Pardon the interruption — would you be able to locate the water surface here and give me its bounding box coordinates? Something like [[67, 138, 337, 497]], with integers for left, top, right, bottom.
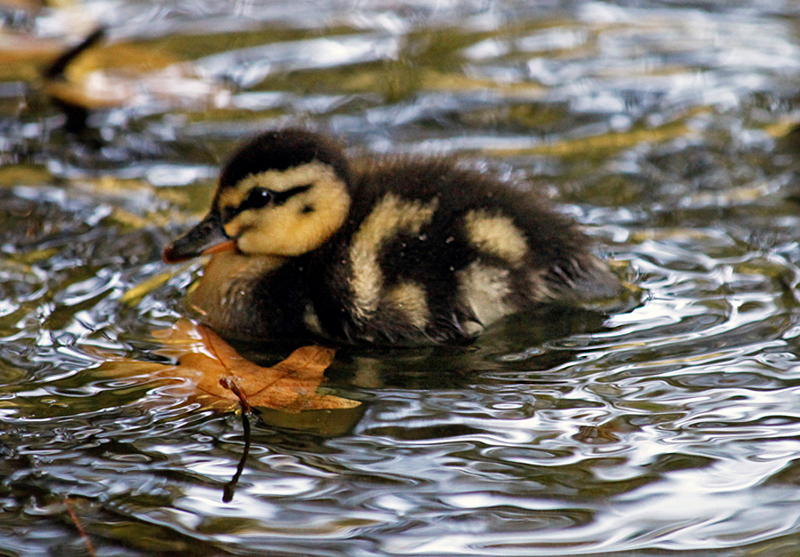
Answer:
[[3, 1, 800, 555]]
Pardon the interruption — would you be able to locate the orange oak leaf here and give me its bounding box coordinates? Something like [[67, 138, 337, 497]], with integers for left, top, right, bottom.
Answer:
[[99, 319, 359, 413]]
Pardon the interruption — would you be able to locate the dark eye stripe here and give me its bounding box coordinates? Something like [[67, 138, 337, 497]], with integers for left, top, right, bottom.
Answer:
[[220, 184, 313, 223], [272, 184, 312, 205]]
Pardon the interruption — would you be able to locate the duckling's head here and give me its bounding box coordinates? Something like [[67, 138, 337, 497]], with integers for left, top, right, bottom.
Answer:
[[163, 128, 351, 263]]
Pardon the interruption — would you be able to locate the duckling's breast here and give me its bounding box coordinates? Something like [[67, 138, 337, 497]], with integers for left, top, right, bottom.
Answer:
[[188, 252, 307, 340]]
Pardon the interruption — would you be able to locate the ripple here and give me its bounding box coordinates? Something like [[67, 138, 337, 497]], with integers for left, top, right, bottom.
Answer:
[[3, 0, 800, 555]]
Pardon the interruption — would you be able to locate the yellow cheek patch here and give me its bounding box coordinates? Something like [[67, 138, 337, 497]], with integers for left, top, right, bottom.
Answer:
[[237, 172, 350, 256], [349, 193, 439, 320], [224, 212, 257, 239], [464, 210, 528, 266], [216, 161, 350, 257]]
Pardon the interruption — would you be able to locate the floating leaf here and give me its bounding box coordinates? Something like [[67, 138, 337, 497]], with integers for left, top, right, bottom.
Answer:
[[99, 319, 359, 413]]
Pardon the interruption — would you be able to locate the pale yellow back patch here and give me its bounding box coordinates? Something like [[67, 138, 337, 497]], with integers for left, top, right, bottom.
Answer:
[[221, 161, 351, 256], [464, 210, 528, 266], [349, 194, 439, 319], [386, 281, 429, 330]]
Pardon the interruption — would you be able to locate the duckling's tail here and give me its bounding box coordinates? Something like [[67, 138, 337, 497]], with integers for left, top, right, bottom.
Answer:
[[547, 256, 628, 311]]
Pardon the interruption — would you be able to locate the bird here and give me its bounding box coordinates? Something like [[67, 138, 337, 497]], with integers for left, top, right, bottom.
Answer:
[[163, 128, 623, 345]]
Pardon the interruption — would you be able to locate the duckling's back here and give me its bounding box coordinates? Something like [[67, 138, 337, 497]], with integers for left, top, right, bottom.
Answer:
[[305, 156, 622, 344]]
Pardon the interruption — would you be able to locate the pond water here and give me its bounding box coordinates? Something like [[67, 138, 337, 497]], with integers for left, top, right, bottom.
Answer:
[[3, 0, 800, 555]]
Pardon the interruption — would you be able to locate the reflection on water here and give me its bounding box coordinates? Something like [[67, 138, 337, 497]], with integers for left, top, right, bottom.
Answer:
[[3, 0, 800, 555]]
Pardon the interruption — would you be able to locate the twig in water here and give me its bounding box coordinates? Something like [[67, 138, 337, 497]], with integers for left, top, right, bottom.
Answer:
[[64, 498, 97, 557], [221, 377, 252, 503]]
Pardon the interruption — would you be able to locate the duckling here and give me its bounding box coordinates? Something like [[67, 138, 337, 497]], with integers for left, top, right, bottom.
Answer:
[[163, 128, 622, 345]]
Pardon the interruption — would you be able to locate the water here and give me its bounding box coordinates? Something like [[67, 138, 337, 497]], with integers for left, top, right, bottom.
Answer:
[[3, 0, 800, 555]]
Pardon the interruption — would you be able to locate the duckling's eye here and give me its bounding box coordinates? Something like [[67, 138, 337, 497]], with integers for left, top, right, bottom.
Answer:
[[243, 187, 275, 211]]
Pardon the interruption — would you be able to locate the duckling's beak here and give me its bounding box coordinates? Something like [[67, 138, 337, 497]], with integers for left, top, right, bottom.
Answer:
[[162, 213, 237, 264]]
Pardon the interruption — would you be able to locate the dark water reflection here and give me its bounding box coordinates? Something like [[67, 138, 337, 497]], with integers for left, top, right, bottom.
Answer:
[[4, 0, 800, 555]]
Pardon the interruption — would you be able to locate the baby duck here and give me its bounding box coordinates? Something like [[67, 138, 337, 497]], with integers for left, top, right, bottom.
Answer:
[[163, 128, 622, 345]]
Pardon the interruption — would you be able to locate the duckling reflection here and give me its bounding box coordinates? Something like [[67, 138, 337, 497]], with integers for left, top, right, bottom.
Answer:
[[164, 128, 623, 345]]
